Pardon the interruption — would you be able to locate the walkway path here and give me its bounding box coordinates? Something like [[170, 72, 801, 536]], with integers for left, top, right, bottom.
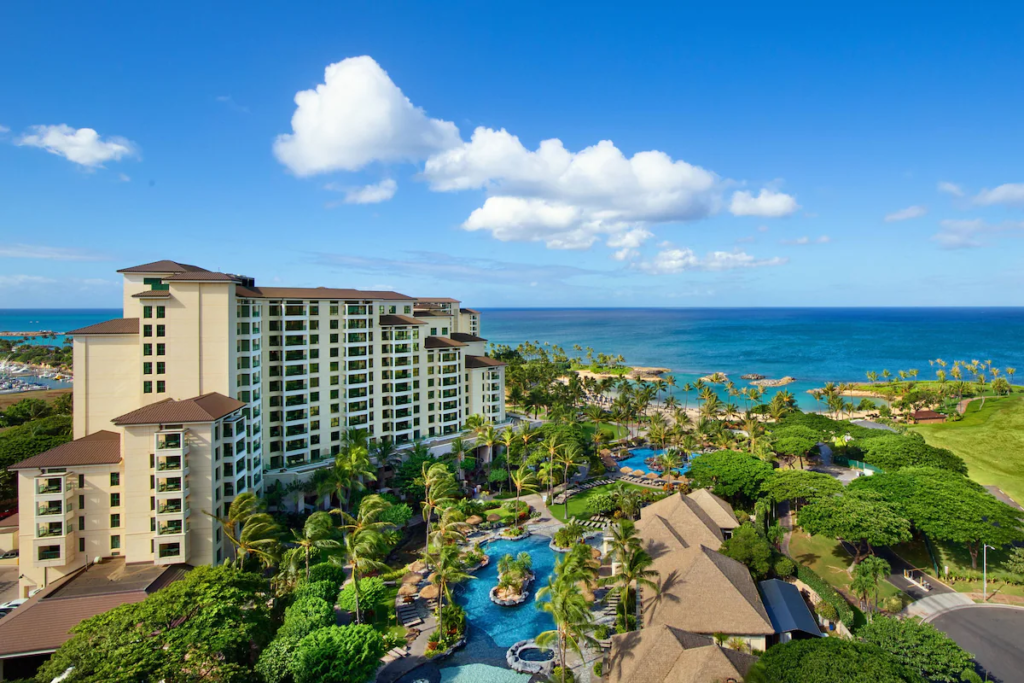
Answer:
[[906, 593, 974, 619]]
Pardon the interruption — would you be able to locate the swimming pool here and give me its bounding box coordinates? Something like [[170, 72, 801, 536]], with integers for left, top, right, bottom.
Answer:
[[615, 447, 694, 475]]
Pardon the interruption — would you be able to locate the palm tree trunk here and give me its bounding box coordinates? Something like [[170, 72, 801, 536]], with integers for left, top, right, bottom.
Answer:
[[352, 565, 362, 624]]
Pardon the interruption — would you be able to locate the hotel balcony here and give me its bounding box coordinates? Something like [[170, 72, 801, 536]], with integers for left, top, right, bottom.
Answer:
[[32, 535, 75, 568], [155, 476, 189, 498], [155, 455, 189, 476], [155, 431, 190, 456], [156, 498, 190, 518], [154, 536, 189, 566]]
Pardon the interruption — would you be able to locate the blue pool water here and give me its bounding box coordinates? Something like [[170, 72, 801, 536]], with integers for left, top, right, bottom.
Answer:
[[616, 447, 693, 475], [454, 535, 556, 649]]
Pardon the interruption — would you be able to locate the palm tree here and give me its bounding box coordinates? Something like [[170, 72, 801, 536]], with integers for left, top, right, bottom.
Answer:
[[612, 542, 659, 630], [536, 575, 598, 683], [317, 430, 376, 511], [287, 510, 341, 580], [447, 436, 471, 480], [554, 444, 583, 520], [334, 494, 394, 624], [206, 491, 282, 569], [426, 543, 474, 621], [510, 465, 539, 528], [430, 506, 469, 547], [499, 427, 518, 491], [477, 424, 498, 466], [420, 462, 458, 554]]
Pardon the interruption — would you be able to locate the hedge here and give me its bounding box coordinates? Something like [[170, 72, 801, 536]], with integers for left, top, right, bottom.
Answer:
[[796, 564, 854, 627]]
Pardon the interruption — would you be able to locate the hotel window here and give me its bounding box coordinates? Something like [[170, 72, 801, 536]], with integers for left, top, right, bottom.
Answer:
[[404, 305, 412, 314], [79, 537, 85, 552], [388, 305, 397, 314], [143, 362, 152, 374], [144, 305, 153, 318], [110, 513, 121, 528], [157, 343, 166, 355], [330, 305, 339, 315], [143, 324, 153, 337], [79, 495, 85, 509], [156, 324, 165, 337], [144, 381, 153, 394], [310, 305, 319, 315], [110, 472, 120, 486], [430, 328, 437, 336], [156, 306, 165, 319], [80, 515, 85, 530], [110, 535, 121, 550], [157, 362, 165, 374], [157, 380, 166, 393], [143, 343, 152, 356], [110, 492, 121, 507]]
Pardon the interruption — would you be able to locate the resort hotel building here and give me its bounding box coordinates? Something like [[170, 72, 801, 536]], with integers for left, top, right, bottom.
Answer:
[[9, 259, 505, 595]]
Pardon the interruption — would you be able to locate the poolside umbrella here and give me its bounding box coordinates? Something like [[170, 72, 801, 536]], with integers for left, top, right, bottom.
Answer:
[[487, 512, 502, 522], [419, 584, 440, 600], [590, 546, 602, 560], [426, 572, 439, 584], [619, 467, 633, 474], [401, 572, 421, 584], [466, 515, 483, 526], [644, 472, 659, 480], [577, 581, 595, 602], [409, 560, 428, 573], [599, 449, 612, 457], [398, 583, 418, 597]]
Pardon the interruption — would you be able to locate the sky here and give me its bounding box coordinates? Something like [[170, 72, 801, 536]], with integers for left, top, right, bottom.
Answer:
[[1, 2, 1024, 308]]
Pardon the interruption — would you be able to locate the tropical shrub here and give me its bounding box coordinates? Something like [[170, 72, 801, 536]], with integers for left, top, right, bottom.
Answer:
[[796, 564, 854, 627], [294, 579, 337, 606], [307, 563, 347, 593], [291, 625, 385, 683], [337, 577, 387, 615], [278, 596, 335, 641]]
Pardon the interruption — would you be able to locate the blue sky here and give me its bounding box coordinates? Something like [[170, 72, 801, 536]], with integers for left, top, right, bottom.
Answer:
[[2, 2, 1023, 308]]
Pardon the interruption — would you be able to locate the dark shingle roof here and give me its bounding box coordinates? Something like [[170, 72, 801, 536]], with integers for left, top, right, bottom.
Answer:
[[459, 308, 480, 315], [163, 272, 238, 282], [10, 431, 122, 470], [234, 286, 413, 300], [425, 336, 466, 349], [379, 314, 426, 326], [117, 260, 209, 274], [131, 290, 172, 299], [0, 512, 19, 528], [451, 333, 486, 343], [112, 393, 245, 425], [759, 579, 823, 637], [67, 318, 140, 336], [416, 297, 460, 304], [465, 355, 505, 369]]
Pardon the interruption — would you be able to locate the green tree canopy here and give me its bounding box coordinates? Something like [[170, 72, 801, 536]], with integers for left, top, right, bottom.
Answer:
[[764, 469, 843, 505], [37, 566, 273, 683], [851, 467, 1023, 568], [337, 577, 387, 615], [748, 637, 924, 683], [854, 434, 967, 474], [797, 491, 912, 563], [291, 624, 385, 683], [720, 524, 773, 578], [857, 615, 974, 683], [0, 413, 72, 499], [278, 596, 336, 641], [687, 450, 774, 503], [393, 452, 453, 502]]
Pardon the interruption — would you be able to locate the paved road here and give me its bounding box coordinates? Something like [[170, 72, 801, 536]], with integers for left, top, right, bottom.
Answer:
[[929, 606, 1024, 683]]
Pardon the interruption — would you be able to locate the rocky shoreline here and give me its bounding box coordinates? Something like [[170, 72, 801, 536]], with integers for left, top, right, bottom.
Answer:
[[751, 376, 796, 387]]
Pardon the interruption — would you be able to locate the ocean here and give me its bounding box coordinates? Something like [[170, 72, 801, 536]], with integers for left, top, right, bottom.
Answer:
[[4, 307, 1023, 411]]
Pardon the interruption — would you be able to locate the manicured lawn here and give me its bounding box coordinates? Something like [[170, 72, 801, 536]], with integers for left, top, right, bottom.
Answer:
[[548, 482, 647, 523], [0, 387, 70, 410], [910, 396, 1024, 507], [789, 530, 904, 604], [582, 421, 627, 442]]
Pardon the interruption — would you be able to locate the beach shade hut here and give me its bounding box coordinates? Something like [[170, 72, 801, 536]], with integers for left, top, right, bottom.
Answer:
[[409, 560, 428, 573], [426, 572, 439, 585], [419, 584, 440, 600], [401, 571, 422, 584], [577, 581, 596, 602], [398, 583, 418, 597], [487, 513, 502, 522], [619, 467, 633, 475], [599, 449, 613, 458], [644, 472, 659, 480], [466, 515, 483, 526]]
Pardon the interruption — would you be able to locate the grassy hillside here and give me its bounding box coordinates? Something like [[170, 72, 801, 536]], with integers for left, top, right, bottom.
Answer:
[[910, 396, 1024, 506]]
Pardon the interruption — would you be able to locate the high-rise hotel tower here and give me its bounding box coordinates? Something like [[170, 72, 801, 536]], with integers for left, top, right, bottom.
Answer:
[[11, 260, 505, 592]]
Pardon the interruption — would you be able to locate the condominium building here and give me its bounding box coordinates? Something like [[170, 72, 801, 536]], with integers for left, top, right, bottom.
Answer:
[[11, 260, 505, 594]]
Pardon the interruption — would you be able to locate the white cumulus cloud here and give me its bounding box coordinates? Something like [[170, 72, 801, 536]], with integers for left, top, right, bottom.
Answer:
[[15, 124, 137, 168], [0, 125, 9, 133], [884, 205, 927, 222], [273, 56, 461, 176], [781, 235, 831, 245], [331, 178, 398, 204], [729, 189, 800, 217], [636, 247, 786, 274], [937, 181, 964, 197], [974, 183, 1024, 207]]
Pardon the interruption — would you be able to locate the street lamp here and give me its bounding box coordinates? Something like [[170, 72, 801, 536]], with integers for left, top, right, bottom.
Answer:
[[983, 544, 996, 601]]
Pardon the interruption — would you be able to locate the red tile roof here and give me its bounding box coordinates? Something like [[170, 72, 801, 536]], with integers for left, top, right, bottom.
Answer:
[[425, 336, 467, 349], [0, 558, 187, 658], [131, 290, 172, 299], [379, 314, 427, 326], [465, 355, 506, 368], [451, 333, 486, 343], [10, 431, 122, 470], [0, 512, 18, 529], [117, 260, 210, 274], [416, 297, 460, 304], [112, 392, 245, 425], [163, 271, 238, 282], [235, 286, 413, 300], [67, 318, 139, 335]]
